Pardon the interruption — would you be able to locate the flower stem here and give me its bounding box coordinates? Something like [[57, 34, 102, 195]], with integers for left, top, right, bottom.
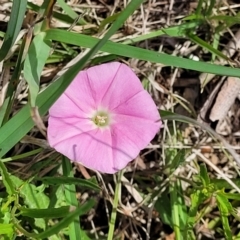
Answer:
[[107, 170, 123, 240]]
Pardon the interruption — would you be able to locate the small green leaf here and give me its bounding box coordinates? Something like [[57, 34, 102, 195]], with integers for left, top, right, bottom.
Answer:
[[10, 176, 49, 209], [10, 175, 49, 230]]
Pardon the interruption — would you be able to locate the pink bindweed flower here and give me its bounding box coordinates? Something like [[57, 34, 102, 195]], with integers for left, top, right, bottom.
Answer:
[[47, 62, 161, 173]]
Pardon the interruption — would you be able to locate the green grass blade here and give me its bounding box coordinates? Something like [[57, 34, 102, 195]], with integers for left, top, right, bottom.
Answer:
[[107, 171, 122, 240], [20, 206, 71, 218], [23, 32, 51, 107], [0, 0, 28, 61], [216, 193, 233, 240], [170, 181, 182, 240], [37, 176, 100, 191], [62, 157, 85, 240], [57, 0, 86, 24], [186, 32, 230, 61], [122, 21, 201, 44], [45, 29, 240, 77], [33, 204, 92, 239]]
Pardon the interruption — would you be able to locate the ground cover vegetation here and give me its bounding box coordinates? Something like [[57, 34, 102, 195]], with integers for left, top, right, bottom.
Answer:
[[1, 0, 240, 239]]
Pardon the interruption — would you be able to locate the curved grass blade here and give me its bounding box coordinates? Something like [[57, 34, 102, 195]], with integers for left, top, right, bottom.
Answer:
[[0, 0, 28, 61]]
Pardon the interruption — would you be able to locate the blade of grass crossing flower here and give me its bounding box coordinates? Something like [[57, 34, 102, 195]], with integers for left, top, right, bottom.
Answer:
[[107, 171, 123, 240], [0, 0, 144, 158], [0, 0, 28, 61], [62, 157, 87, 240], [23, 32, 51, 107], [45, 29, 240, 77]]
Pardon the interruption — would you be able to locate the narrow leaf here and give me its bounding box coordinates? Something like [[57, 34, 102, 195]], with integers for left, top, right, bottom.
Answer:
[[45, 29, 240, 77], [216, 193, 233, 240], [37, 176, 100, 191], [23, 32, 51, 107], [20, 206, 71, 218], [34, 200, 95, 239], [0, 0, 28, 61]]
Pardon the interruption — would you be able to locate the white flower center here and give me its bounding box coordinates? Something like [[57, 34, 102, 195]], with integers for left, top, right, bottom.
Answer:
[[92, 111, 110, 127]]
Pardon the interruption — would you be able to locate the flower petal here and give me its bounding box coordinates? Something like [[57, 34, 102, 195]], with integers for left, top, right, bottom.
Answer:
[[85, 62, 122, 107], [53, 128, 118, 173], [47, 116, 96, 148], [48, 62, 162, 174], [112, 90, 161, 121], [110, 126, 140, 171], [111, 114, 160, 150], [63, 70, 97, 114], [49, 93, 87, 118], [100, 63, 143, 110]]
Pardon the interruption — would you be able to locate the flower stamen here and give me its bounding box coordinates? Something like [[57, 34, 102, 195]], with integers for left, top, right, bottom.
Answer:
[[92, 111, 109, 127]]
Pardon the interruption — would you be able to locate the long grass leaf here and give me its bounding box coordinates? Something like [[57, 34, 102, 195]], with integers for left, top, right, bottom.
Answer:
[[0, 0, 28, 61], [45, 29, 240, 77]]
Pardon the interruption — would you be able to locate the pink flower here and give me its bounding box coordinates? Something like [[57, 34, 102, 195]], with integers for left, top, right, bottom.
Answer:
[[47, 62, 161, 173]]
